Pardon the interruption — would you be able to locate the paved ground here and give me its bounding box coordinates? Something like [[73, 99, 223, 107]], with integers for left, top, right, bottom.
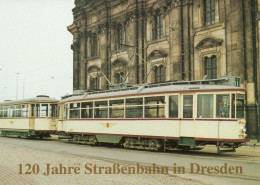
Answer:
[[0, 136, 259, 185]]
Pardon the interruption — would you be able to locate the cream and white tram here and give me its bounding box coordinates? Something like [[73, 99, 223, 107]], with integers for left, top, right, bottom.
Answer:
[[58, 84, 249, 153], [0, 95, 59, 138]]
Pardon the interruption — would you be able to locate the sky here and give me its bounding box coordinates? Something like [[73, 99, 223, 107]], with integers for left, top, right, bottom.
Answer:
[[0, 0, 74, 102]]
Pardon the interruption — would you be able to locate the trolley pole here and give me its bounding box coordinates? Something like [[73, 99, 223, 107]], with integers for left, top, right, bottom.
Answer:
[[22, 78, 25, 99], [16, 73, 19, 100]]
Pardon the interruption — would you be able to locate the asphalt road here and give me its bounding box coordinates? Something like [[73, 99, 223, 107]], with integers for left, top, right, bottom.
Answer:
[[0, 136, 259, 185]]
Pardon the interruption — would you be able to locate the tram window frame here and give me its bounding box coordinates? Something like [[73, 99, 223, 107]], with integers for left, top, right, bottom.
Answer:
[[21, 105, 28, 117], [0, 106, 3, 118], [236, 94, 245, 119], [231, 94, 236, 118], [183, 95, 193, 118], [94, 100, 108, 118], [40, 104, 49, 117], [15, 105, 22, 117], [144, 96, 165, 118], [216, 94, 230, 118], [69, 102, 81, 119], [31, 104, 35, 117], [49, 104, 58, 118], [3, 107, 8, 118], [169, 95, 179, 118], [109, 99, 124, 118], [9, 106, 15, 117], [125, 97, 143, 118], [197, 94, 213, 118], [81, 102, 93, 119], [63, 104, 68, 119], [36, 104, 40, 117]]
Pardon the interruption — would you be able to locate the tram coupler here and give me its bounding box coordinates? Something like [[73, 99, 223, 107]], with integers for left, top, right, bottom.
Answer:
[[241, 143, 256, 147]]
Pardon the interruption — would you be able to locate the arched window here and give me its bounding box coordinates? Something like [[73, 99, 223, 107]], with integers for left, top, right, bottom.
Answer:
[[90, 77, 99, 90], [204, 0, 215, 26], [204, 56, 217, 79], [115, 72, 124, 84], [155, 65, 164, 83], [91, 33, 98, 57], [153, 11, 163, 39], [116, 25, 123, 50]]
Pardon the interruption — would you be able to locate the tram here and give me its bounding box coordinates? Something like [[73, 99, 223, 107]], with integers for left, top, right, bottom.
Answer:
[[58, 82, 249, 153], [0, 95, 59, 138]]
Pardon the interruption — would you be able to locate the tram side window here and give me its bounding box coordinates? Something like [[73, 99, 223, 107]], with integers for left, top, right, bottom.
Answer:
[[216, 95, 230, 118], [41, 104, 48, 117], [9, 106, 15, 117], [126, 98, 143, 118], [36, 104, 40, 117], [169, 95, 178, 118], [31, 104, 35, 117], [231, 94, 235, 118], [109, 99, 124, 118], [69, 103, 80, 119], [236, 94, 245, 118], [183, 95, 193, 118], [63, 104, 68, 119], [15, 105, 22, 117], [81, 102, 93, 118], [0, 107, 3, 118], [50, 104, 58, 118], [22, 105, 28, 117], [3, 107, 8, 117], [197, 95, 213, 118], [145, 96, 165, 118], [94, 101, 108, 118]]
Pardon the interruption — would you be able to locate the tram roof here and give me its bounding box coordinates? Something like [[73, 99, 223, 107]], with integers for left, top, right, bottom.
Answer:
[[61, 84, 245, 103], [0, 96, 59, 106]]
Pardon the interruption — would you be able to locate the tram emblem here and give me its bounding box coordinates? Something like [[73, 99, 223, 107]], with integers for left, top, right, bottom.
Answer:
[[9, 121, 14, 124], [99, 123, 117, 128]]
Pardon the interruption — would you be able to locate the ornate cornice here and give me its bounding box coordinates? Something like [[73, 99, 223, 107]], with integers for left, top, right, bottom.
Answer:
[[148, 49, 168, 60], [195, 37, 223, 49]]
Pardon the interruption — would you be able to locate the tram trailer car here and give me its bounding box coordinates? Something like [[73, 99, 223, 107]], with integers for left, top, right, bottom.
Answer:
[[58, 84, 249, 153], [0, 95, 59, 138]]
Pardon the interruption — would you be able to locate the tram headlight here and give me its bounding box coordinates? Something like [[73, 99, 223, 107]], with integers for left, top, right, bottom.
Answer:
[[240, 126, 246, 133], [242, 126, 246, 132]]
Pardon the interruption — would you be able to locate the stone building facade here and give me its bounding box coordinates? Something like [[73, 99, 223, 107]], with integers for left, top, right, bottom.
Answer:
[[68, 0, 260, 140]]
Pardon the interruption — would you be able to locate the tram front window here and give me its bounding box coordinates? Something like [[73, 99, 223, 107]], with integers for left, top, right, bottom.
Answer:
[[216, 95, 230, 118], [236, 94, 245, 119]]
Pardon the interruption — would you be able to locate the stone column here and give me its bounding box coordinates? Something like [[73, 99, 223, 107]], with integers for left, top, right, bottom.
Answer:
[[169, 4, 182, 81]]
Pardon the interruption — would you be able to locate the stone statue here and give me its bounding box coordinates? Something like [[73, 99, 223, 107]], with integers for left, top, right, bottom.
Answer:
[[75, 0, 86, 8]]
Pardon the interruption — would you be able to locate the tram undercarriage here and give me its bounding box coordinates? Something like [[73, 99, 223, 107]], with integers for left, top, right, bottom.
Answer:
[[0, 130, 53, 139], [59, 132, 242, 153]]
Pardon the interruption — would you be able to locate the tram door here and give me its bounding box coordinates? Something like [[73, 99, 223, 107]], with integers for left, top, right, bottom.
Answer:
[[29, 104, 35, 130], [180, 94, 195, 137], [58, 104, 67, 131], [29, 118, 35, 130]]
